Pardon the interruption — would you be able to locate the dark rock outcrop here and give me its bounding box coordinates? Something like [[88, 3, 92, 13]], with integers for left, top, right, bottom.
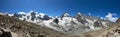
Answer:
[[42, 15, 50, 20], [116, 18, 120, 23], [30, 12, 36, 21], [0, 29, 12, 37], [53, 18, 59, 24], [80, 18, 120, 37], [0, 14, 79, 37]]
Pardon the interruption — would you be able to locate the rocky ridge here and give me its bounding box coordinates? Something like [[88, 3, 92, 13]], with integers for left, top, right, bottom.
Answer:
[[0, 15, 80, 37], [0, 12, 119, 37]]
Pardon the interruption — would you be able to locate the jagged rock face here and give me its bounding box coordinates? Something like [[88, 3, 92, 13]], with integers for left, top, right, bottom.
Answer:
[[53, 18, 59, 24], [75, 13, 112, 29], [61, 12, 70, 18], [94, 21, 103, 27], [15, 11, 52, 23], [4, 12, 113, 35], [42, 15, 51, 20], [30, 12, 36, 21], [0, 12, 116, 36], [0, 15, 80, 37], [116, 18, 120, 23], [0, 12, 120, 37], [79, 19, 120, 37], [0, 29, 12, 37], [75, 13, 88, 25], [13, 13, 19, 17]]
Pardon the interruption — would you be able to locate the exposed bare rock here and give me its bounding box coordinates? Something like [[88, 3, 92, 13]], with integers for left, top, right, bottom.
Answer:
[[0, 28, 12, 37], [116, 18, 120, 23], [0, 13, 120, 37], [79, 19, 120, 37], [0, 15, 79, 37]]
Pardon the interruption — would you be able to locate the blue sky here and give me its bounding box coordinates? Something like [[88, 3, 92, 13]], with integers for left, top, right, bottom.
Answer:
[[0, 0, 120, 17]]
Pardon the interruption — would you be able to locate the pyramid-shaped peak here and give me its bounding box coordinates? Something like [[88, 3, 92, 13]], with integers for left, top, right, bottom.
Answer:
[[29, 10, 37, 14], [77, 12, 82, 15], [30, 12, 36, 15], [62, 12, 70, 17], [75, 12, 84, 18]]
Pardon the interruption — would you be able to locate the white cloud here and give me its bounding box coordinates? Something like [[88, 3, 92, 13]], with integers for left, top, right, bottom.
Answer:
[[105, 13, 118, 22]]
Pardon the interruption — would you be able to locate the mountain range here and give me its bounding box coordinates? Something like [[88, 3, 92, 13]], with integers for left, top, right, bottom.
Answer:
[[0, 11, 120, 37], [0, 11, 115, 34]]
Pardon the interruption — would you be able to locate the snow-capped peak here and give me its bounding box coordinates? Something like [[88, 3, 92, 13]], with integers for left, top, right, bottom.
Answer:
[[8, 14, 14, 17], [18, 12, 26, 14], [3, 11, 114, 34], [37, 13, 45, 18], [77, 12, 82, 15], [62, 12, 70, 17], [0, 12, 8, 15]]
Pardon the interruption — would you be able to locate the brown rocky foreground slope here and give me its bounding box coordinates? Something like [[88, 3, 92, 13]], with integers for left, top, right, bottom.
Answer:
[[0, 15, 79, 37], [0, 14, 120, 37], [80, 18, 120, 37]]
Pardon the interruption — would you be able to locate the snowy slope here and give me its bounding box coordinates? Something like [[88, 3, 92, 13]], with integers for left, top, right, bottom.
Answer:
[[0, 11, 114, 34]]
